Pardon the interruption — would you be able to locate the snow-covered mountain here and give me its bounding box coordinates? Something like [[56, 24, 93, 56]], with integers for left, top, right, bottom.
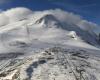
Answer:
[[0, 7, 100, 80]]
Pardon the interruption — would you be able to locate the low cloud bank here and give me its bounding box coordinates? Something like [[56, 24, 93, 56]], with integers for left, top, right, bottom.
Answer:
[[0, 7, 99, 34]]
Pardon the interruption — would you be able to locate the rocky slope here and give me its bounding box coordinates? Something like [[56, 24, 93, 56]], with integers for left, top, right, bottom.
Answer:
[[0, 47, 100, 80]]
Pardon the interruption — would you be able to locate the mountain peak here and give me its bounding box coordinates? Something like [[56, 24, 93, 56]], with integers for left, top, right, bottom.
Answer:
[[35, 14, 62, 28]]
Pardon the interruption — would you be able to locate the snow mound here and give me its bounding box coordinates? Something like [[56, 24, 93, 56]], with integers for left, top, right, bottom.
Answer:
[[35, 14, 62, 28], [68, 31, 78, 40]]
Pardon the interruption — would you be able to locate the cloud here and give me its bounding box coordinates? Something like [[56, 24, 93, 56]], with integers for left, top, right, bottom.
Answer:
[[0, 13, 9, 26], [0, 7, 33, 26], [4, 7, 33, 22], [32, 9, 82, 24], [49, 9, 82, 24], [30, 8, 100, 35], [0, 7, 99, 34]]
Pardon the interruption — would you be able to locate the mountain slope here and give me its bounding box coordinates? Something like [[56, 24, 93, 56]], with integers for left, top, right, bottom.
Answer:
[[0, 12, 99, 53], [0, 7, 100, 80], [0, 47, 100, 80]]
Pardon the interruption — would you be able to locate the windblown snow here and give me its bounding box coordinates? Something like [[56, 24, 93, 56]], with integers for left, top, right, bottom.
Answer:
[[0, 7, 100, 80]]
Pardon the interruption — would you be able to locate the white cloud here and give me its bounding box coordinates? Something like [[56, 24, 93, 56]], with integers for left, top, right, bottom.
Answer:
[[0, 7, 99, 35], [47, 9, 82, 24], [4, 7, 33, 22], [38, 9, 97, 34], [0, 7, 33, 26], [0, 13, 9, 26], [32, 9, 82, 24]]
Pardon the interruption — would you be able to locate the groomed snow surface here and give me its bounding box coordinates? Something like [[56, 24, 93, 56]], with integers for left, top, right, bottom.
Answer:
[[0, 7, 100, 80]]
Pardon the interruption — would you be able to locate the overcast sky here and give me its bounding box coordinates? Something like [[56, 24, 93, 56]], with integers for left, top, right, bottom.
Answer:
[[0, 0, 100, 25]]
